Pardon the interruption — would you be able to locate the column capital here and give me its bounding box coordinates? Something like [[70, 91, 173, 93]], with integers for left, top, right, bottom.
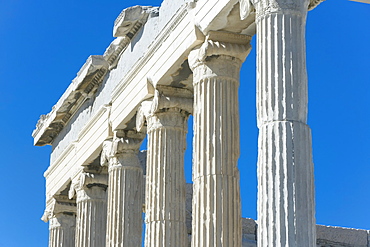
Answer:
[[101, 130, 145, 168], [136, 86, 193, 132], [188, 31, 252, 70], [68, 172, 108, 200], [41, 196, 76, 223], [245, 0, 324, 16]]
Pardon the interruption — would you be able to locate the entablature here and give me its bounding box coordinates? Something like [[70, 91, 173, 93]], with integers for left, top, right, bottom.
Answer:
[[35, 0, 261, 203]]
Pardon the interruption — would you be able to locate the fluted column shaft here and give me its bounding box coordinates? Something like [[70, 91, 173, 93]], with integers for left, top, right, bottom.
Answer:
[[101, 131, 145, 247], [253, 0, 316, 246], [48, 213, 75, 247], [42, 196, 77, 247], [189, 31, 251, 247], [137, 87, 192, 247], [143, 97, 190, 247], [70, 173, 108, 247]]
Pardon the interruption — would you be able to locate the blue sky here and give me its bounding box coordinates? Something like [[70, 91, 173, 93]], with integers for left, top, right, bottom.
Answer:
[[0, 0, 369, 246]]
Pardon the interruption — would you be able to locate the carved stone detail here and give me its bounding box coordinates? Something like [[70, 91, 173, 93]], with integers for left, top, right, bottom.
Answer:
[[101, 131, 145, 247], [247, 0, 325, 20], [137, 86, 192, 247], [136, 86, 193, 133], [252, 0, 316, 245], [32, 6, 160, 146], [69, 172, 108, 247], [113, 6, 159, 38], [104, 6, 159, 69], [41, 196, 76, 247], [188, 31, 251, 71], [239, 0, 255, 20], [308, 0, 325, 10], [33, 56, 109, 146], [48, 214, 76, 247], [189, 31, 251, 247]]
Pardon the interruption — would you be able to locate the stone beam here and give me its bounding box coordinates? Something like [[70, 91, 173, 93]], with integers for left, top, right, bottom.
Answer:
[[110, 0, 258, 131], [109, 4, 204, 131], [32, 6, 156, 147], [36, 0, 260, 241], [32, 56, 108, 146]]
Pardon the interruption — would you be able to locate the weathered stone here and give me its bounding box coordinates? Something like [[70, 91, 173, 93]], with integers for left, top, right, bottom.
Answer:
[[137, 86, 192, 247], [101, 131, 145, 247], [316, 225, 368, 247], [33, 0, 370, 246], [189, 31, 251, 247], [69, 172, 108, 247], [251, 0, 316, 246]]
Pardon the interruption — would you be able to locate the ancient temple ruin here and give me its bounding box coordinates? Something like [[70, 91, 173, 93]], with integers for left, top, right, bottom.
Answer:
[[33, 0, 370, 246]]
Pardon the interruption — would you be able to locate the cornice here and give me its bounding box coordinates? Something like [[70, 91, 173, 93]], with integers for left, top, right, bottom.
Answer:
[[104, 6, 159, 69], [32, 6, 157, 147], [113, 6, 159, 38], [33, 56, 109, 147], [43, 104, 110, 183]]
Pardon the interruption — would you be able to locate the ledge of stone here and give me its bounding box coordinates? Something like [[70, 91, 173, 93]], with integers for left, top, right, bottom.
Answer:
[[32, 6, 158, 147], [32, 56, 108, 146]]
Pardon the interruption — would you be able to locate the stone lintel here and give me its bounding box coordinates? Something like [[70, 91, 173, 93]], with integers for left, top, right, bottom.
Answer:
[[193, 0, 254, 35], [32, 56, 109, 146], [207, 30, 251, 45]]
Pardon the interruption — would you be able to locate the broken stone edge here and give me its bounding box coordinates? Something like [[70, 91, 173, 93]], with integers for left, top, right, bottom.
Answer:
[[32, 6, 159, 146]]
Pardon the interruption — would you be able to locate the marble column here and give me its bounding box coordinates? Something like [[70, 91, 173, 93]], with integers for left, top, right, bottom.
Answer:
[[42, 196, 76, 247], [188, 31, 251, 247], [251, 0, 316, 245], [69, 172, 108, 247], [137, 86, 193, 247], [101, 130, 145, 247]]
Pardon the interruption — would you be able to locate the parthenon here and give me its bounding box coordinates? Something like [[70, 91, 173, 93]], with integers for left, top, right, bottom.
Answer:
[[33, 0, 370, 246]]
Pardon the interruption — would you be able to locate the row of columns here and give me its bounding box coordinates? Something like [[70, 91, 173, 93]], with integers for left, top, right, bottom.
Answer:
[[44, 1, 316, 243]]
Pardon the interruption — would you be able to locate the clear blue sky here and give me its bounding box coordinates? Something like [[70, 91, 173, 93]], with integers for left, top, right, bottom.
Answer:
[[0, 0, 369, 246]]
